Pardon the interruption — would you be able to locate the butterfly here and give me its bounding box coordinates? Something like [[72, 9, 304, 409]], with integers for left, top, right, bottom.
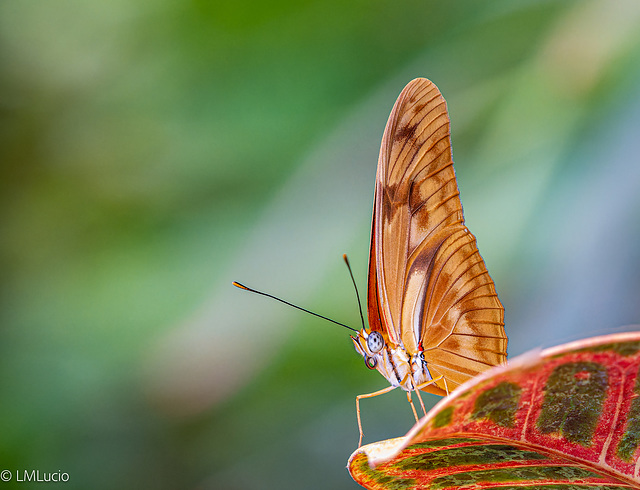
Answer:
[[233, 78, 508, 447], [350, 78, 508, 445]]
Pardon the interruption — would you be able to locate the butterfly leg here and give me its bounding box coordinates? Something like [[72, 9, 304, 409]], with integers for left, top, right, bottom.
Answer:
[[356, 385, 397, 448], [414, 388, 427, 416], [405, 391, 420, 422], [414, 375, 444, 394], [405, 373, 429, 421]]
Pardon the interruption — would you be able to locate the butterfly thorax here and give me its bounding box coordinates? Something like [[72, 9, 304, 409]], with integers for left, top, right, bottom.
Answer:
[[352, 330, 433, 392]]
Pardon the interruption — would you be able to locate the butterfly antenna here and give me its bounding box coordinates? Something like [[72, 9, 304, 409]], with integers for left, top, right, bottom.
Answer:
[[342, 254, 366, 331], [232, 281, 358, 333]]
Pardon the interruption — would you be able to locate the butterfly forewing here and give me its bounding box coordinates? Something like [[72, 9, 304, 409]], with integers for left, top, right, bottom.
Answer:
[[368, 78, 507, 394]]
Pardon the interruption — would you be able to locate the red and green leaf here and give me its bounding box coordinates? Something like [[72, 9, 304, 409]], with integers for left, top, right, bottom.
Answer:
[[348, 332, 640, 489]]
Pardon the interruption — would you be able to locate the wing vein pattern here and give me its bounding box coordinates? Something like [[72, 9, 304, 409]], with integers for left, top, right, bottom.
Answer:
[[367, 78, 507, 394]]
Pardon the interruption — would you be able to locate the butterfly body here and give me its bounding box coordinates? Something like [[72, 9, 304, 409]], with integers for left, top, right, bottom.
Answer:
[[352, 333, 435, 392], [352, 78, 507, 400]]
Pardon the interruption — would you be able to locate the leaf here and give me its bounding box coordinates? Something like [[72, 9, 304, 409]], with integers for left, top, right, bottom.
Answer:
[[348, 332, 640, 489]]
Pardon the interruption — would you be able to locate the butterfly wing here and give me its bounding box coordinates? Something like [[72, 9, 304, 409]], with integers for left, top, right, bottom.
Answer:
[[368, 78, 507, 394]]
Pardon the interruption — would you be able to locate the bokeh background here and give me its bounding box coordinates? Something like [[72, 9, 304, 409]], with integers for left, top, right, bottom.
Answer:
[[2, 1, 640, 489]]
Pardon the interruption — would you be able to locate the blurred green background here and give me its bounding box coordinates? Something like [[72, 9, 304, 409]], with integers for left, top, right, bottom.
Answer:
[[2, 1, 640, 488]]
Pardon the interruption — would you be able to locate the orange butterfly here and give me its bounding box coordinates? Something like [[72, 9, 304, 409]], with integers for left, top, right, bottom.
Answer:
[[350, 78, 507, 445], [234, 78, 507, 447]]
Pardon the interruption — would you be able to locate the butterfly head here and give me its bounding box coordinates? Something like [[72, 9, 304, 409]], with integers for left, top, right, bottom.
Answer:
[[351, 330, 386, 370]]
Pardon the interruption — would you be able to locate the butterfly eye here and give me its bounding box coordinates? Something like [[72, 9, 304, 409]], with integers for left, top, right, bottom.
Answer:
[[365, 356, 377, 369], [366, 331, 384, 353]]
